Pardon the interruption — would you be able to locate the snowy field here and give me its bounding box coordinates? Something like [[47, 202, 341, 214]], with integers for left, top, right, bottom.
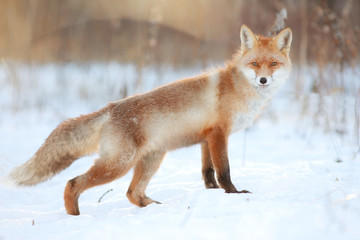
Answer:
[[0, 64, 359, 240]]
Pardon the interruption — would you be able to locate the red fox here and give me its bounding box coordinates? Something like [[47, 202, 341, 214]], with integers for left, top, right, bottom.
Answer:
[[9, 25, 292, 215]]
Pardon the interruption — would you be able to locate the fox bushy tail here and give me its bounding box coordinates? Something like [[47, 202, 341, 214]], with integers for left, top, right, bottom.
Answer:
[[9, 108, 110, 186]]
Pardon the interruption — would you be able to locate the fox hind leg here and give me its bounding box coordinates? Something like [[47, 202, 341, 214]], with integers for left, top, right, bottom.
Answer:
[[126, 151, 166, 207], [64, 155, 135, 215]]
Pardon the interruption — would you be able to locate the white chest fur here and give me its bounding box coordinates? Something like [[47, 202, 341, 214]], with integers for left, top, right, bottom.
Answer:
[[231, 97, 265, 132]]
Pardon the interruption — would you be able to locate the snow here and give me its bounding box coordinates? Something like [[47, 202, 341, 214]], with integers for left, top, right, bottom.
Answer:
[[0, 64, 359, 240]]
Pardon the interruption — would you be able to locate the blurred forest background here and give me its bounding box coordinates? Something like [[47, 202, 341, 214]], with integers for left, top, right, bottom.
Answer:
[[0, 0, 359, 144], [1, 0, 359, 65]]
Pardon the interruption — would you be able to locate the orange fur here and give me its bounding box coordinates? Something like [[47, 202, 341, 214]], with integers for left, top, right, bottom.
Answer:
[[9, 25, 292, 215]]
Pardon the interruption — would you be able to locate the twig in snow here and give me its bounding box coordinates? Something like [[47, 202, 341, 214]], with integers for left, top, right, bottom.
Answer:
[[352, 147, 360, 161], [242, 129, 247, 166], [98, 189, 113, 203]]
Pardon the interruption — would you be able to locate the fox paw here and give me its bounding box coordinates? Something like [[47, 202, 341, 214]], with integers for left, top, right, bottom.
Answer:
[[236, 190, 252, 194], [225, 188, 252, 194]]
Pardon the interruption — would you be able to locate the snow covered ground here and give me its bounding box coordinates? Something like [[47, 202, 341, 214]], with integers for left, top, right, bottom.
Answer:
[[0, 64, 359, 240]]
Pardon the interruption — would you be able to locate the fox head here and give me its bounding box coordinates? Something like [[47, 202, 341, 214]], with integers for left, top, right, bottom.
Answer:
[[237, 25, 292, 92]]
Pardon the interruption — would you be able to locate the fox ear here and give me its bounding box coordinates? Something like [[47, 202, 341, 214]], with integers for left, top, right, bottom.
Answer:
[[274, 28, 292, 55], [240, 25, 258, 51]]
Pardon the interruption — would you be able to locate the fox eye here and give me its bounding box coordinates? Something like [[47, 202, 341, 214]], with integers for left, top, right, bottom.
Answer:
[[271, 62, 277, 66], [252, 62, 258, 66]]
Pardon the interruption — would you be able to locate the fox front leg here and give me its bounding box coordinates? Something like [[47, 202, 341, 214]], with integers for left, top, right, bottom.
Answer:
[[206, 128, 251, 194], [201, 142, 219, 189]]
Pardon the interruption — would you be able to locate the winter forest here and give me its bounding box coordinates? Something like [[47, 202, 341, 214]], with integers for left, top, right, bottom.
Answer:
[[0, 0, 359, 239]]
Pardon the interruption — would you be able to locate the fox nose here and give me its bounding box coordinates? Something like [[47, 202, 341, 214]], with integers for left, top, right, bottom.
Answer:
[[260, 77, 267, 84]]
